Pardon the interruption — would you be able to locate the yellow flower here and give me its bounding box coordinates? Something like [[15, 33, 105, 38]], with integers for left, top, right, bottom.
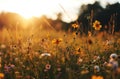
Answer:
[[72, 23, 79, 29], [46, 32, 50, 39], [76, 47, 81, 52], [92, 75, 104, 79], [73, 32, 77, 36], [0, 73, 4, 78], [93, 20, 102, 30], [52, 38, 62, 45]]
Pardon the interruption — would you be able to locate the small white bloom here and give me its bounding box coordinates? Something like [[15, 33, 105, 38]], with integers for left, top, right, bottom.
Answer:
[[92, 60, 96, 63], [94, 65, 100, 72], [77, 57, 83, 63], [96, 56, 100, 60], [41, 53, 51, 56], [15, 58, 19, 61], [110, 53, 118, 59], [39, 53, 51, 58]]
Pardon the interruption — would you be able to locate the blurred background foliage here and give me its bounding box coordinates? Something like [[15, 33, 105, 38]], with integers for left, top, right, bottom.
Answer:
[[0, 1, 120, 33]]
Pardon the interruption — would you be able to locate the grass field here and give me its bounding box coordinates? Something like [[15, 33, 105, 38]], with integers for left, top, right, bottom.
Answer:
[[0, 21, 120, 79]]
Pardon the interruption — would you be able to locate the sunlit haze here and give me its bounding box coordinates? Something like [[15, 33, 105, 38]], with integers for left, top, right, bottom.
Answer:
[[0, 0, 120, 22]]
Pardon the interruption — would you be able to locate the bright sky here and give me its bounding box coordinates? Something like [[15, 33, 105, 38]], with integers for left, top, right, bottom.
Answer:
[[0, 0, 120, 23]]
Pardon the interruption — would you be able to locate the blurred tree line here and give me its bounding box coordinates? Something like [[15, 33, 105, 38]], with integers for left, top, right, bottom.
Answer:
[[77, 1, 120, 34], [0, 1, 120, 34]]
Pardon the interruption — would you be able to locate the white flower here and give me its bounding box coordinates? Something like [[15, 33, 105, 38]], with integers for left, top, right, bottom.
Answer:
[[110, 53, 118, 59], [15, 58, 19, 62], [94, 65, 100, 72], [39, 53, 51, 58], [96, 56, 100, 60], [77, 57, 83, 64]]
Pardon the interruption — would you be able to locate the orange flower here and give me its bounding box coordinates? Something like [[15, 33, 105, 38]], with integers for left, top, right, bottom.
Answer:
[[52, 38, 62, 45], [93, 20, 102, 30], [0, 73, 4, 78], [92, 75, 104, 79], [72, 23, 79, 29]]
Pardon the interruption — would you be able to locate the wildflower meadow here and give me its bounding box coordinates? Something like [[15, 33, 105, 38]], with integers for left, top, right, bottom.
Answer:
[[0, 19, 120, 79], [0, 1, 120, 79]]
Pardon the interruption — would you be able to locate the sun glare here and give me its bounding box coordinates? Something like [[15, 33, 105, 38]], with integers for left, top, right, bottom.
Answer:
[[15, 0, 49, 19], [0, 0, 85, 22], [19, 12, 35, 19], [18, 10, 43, 19], [3, 0, 59, 19]]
